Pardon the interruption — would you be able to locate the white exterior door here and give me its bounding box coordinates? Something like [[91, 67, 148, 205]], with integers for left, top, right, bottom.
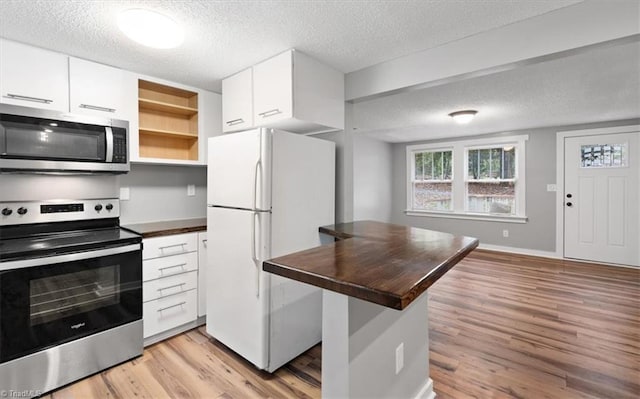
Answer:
[[564, 132, 639, 266]]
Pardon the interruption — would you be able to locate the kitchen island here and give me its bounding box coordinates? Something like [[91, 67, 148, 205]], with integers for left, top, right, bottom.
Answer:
[[263, 221, 478, 399]]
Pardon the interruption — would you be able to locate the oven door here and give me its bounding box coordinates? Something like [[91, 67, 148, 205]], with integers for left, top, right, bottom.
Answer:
[[0, 244, 142, 363]]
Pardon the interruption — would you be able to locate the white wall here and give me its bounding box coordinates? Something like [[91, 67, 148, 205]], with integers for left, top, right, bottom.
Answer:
[[118, 164, 207, 224], [353, 135, 393, 222]]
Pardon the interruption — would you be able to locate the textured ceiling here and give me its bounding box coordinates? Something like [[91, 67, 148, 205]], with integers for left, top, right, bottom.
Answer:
[[0, 0, 582, 92], [352, 40, 640, 142]]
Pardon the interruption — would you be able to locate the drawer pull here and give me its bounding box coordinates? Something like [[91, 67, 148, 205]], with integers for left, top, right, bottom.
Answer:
[[158, 263, 187, 274], [258, 108, 282, 118], [157, 282, 186, 293], [158, 243, 188, 251], [5, 93, 53, 104], [79, 104, 116, 113], [225, 118, 244, 126], [157, 301, 186, 313]]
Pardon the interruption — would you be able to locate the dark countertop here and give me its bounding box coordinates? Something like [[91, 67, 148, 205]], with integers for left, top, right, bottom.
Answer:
[[263, 221, 478, 310], [122, 218, 207, 238]]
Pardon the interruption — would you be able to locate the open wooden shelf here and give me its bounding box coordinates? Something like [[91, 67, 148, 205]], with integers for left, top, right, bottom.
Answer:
[[139, 127, 198, 139], [139, 98, 198, 117], [138, 79, 199, 161]]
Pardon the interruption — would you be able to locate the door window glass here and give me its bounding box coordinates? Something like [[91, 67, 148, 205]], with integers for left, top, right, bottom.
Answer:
[[581, 144, 627, 168]]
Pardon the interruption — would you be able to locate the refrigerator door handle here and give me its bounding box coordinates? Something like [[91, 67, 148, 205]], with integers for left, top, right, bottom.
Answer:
[[251, 210, 260, 298], [253, 158, 262, 211]]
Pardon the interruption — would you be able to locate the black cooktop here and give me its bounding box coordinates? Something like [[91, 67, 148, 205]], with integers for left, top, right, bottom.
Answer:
[[0, 221, 141, 262]]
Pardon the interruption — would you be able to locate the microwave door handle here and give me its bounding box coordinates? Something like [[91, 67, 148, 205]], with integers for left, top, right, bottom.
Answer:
[[105, 126, 114, 162]]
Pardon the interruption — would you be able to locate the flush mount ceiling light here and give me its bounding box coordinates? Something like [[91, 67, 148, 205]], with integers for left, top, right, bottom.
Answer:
[[118, 9, 184, 49], [448, 110, 478, 124]]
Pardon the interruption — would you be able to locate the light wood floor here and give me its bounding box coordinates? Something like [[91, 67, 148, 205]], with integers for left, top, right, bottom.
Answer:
[[46, 250, 639, 399]]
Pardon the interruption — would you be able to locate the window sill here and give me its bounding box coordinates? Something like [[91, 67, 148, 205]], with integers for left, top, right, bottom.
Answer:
[[404, 210, 528, 223]]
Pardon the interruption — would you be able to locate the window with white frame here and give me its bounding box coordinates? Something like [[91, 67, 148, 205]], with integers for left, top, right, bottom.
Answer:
[[406, 135, 527, 221], [410, 149, 453, 211], [466, 146, 516, 214]]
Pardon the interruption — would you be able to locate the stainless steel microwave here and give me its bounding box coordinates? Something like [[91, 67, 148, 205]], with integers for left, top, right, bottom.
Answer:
[[0, 104, 129, 174]]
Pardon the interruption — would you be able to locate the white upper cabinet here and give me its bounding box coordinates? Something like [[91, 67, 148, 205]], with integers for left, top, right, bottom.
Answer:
[[221, 68, 253, 133], [222, 49, 344, 134], [0, 39, 69, 112], [253, 51, 293, 125], [69, 57, 127, 119]]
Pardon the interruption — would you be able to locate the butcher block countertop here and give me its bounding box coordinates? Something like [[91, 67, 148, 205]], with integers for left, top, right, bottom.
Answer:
[[263, 221, 478, 310], [122, 218, 206, 238]]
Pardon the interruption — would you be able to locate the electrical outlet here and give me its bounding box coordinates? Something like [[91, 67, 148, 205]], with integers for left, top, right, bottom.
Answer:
[[395, 343, 404, 374], [547, 184, 557, 192], [119, 187, 130, 201], [503, 229, 509, 238], [187, 184, 195, 196]]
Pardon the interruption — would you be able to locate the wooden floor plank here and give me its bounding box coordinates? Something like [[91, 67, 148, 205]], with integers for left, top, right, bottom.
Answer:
[[44, 249, 639, 399]]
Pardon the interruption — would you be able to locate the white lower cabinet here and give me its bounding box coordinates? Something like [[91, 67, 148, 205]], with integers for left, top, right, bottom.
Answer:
[[143, 290, 198, 338], [142, 232, 204, 345], [143, 270, 198, 302]]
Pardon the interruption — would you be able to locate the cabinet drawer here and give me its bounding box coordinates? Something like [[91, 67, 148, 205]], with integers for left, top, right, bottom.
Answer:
[[143, 233, 198, 260], [143, 270, 198, 302], [143, 289, 198, 338], [143, 252, 198, 282]]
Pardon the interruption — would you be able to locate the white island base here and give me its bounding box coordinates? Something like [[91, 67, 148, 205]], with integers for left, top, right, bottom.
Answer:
[[321, 290, 435, 399]]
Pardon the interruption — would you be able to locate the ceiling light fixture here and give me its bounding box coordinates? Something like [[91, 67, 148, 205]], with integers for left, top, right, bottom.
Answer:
[[118, 9, 184, 49], [448, 110, 478, 124]]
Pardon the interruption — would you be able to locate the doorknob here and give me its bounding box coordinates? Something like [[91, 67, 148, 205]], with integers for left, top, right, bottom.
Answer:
[[566, 193, 572, 198], [566, 202, 573, 207]]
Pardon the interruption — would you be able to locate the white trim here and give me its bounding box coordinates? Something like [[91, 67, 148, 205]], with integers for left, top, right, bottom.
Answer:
[[555, 124, 640, 260], [405, 210, 528, 223], [413, 378, 435, 399], [406, 134, 528, 152], [479, 244, 639, 269], [478, 243, 560, 259]]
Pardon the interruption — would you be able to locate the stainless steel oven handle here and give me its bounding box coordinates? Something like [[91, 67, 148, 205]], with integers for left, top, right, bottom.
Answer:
[[0, 244, 141, 271]]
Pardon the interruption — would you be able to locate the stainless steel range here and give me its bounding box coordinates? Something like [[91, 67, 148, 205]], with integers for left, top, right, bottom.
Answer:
[[0, 198, 143, 396]]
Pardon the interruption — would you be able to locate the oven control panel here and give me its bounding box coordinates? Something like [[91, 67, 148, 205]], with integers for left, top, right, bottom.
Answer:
[[0, 199, 120, 226]]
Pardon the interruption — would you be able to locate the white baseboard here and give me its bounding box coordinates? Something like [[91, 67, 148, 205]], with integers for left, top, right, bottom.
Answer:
[[414, 378, 436, 399], [477, 243, 560, 259]]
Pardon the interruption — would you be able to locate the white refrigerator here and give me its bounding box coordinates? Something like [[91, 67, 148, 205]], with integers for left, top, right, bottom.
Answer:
[[206, 128, 335, 372]]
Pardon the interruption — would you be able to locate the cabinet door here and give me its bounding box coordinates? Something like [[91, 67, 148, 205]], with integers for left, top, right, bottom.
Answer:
[[253, 51, 293, 126], [69, 57, 127, 119], [222, 69, 253, 133], [0, 39, 69, 112], [197, 232, 208, 317]]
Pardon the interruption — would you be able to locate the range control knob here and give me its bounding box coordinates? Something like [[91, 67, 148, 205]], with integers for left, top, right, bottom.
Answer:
[[17, 207, 28, 215], [105, 203, 114, 211], [1, 208, 12, 216], [95, 204, 103, 212]]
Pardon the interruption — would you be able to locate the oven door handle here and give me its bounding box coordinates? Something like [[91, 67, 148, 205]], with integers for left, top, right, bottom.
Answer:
[[0, 244, 141, 271]]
